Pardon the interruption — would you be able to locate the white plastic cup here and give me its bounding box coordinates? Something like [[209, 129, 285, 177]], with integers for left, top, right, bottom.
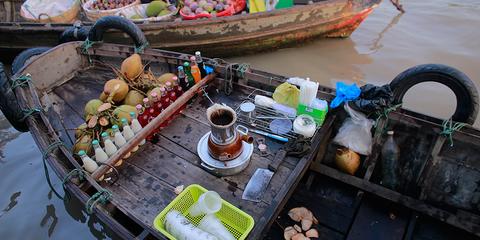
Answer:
[[188, 191, 222, 217], [198, 214, 236, 240]]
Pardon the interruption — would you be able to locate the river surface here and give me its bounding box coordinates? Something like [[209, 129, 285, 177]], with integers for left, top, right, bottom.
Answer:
[[1, 0, 479, 239]]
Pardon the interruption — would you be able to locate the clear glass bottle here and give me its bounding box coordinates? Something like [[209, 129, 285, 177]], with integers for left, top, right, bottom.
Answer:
[[195, 51, 207, 78], [189, 56, 202, 83], [129, 112, 146, 145], [121, 118, 138, 153], [381, 131, 400, 190], [78, 150, 99, 173], [92, 139, 108, 164], [101, 131, 123, 167]]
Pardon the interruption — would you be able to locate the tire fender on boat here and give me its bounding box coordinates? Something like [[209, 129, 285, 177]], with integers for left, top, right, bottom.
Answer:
[[12, 47, 51, 74], [59, 22, 89, 44], [0, 62, 29, 132], [87, 16, 149, 49], [390, 64, 479, 125]]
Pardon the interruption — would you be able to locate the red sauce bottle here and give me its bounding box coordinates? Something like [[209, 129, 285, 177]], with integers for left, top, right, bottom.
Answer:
[[136, 104, 149, 127]]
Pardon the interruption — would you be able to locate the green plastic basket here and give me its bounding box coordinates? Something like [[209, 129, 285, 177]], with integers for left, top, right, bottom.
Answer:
[[153, 184, 255, 240]]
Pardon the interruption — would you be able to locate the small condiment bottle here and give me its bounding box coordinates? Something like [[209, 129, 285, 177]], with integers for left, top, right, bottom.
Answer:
[[121, 118, 138, 152], [130, 112, 146, 145], [189, 56, 202, 83], [78, 150, 99, 173], [92, 139, 108, 164], [112, 125, 131, 158], [151, 92, 163, 114], [195, 51, 207, 78], [136, 104, 149, 127], [166, 81, 177, 103], [101, 132, 117, 157]]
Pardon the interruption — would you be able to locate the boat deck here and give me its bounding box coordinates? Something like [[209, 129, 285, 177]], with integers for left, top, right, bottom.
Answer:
[[265, 173, 479, 240], [47, 65, 332, 239]]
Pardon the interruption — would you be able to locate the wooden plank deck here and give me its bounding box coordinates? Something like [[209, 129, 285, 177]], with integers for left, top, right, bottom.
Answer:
[[49, 70, 329, 239]]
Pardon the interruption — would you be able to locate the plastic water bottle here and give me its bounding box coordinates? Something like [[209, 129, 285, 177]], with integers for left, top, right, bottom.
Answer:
[[381, 131, 399, 190], [129, 112, 146, 145], [92, 139, 108, 164]]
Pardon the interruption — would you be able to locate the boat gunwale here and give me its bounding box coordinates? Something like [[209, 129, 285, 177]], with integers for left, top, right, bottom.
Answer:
[[12, 41, 480, 239]]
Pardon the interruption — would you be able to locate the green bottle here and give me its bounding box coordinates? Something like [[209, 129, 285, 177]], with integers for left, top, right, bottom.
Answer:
[[183, 62, 195, 90]]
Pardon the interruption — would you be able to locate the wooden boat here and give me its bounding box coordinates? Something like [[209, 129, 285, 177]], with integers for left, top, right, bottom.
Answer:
[[3, 18, 480, 240], [0, 0, 381, 56]]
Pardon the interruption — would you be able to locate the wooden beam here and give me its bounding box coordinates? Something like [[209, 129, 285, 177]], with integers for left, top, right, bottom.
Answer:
[[316, 164, 480, 237]]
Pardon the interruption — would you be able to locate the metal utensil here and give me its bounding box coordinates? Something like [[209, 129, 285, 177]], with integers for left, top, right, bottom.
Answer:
[[242, 149, 287, 202]]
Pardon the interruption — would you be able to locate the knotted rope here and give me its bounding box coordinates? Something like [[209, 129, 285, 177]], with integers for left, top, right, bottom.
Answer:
[[10, 74, 32, 90], [81, 39, 98, 63], [20, 107, 42, 121], [86, 189, 112, 214], [374, 103, 402, 129], [42, 141, 69, 200], [134, 42, 149, 54], [61, 168, 86, 201], [441, 119, 466, 147]]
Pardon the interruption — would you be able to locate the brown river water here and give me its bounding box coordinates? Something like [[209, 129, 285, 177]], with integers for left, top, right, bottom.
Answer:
[[1, 0, 479, 239]]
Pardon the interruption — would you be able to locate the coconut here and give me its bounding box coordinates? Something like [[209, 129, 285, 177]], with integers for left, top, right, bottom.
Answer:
[[121, 54, 143, 80], [104, 79, 129, 103], [75, 123, 88, 139], [99, 92, 108, 102], [124, 90, 145, 106], [157, 73, 176, 85], [73, 134, 93, 156], [84, 99, 103, 119], [335, 148, 360, 175], [112, 105, 137, 126]]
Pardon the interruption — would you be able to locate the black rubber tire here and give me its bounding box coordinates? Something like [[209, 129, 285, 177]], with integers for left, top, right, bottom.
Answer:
[[59, 25, 89, 44], [390, 64, 479, 125], [87, 16, 148, 49], [0, 62, 29, 132], [12, 47, 51, 74]]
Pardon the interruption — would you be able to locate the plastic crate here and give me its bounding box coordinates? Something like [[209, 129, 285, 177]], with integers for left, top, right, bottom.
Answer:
[[153, 184, 255, 240]]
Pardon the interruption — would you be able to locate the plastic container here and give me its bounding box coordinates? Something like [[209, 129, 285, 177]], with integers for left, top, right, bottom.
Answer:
[[154, 184, 255, 240], [299, 78, 319, 107], [188, 191, 222, 217], [297, 98, 328, 125], [293, 114, 316, 138]]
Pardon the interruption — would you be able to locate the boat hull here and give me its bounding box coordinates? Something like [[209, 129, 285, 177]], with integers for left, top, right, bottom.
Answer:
[[0, 0, 379, 56]]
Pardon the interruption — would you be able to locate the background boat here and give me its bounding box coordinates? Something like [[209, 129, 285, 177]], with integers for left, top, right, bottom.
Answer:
[[0, 0, 381, 57]]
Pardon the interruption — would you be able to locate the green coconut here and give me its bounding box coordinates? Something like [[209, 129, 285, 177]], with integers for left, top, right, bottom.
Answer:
[[84, 99, 103, 119], [124, 90, 145, 106], [130, 14, 143, 20], [112, 105, 137, 126], [146, 1, 167, 17], [73, 134, 93, 156]]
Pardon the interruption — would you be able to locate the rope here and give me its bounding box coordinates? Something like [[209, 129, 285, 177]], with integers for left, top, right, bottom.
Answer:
[[134, 42, 149, 54], [42, 141, 69, 200], [20, 107, 42, 121], [374, 103, 402, 128], [81, 38, 98, 63], [10, 74, 32, 90], [61, 168, 86, 201], [237, 63, 250, 78], [86, 189, 112, 214], [440, 119, 466, 147]]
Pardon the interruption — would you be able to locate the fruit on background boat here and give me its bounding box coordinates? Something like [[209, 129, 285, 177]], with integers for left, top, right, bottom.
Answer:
[[146, 1, 168, 17]]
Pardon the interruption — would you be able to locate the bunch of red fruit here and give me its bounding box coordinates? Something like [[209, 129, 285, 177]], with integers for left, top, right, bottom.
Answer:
[[90, 0, 137, 10]]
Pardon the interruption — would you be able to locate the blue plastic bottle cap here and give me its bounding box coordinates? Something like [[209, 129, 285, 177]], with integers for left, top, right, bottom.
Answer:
[[78, 150, 86, 156], [101, 132, 108, 138], [92, 140, 99, 145], [112, 125, 119, 130]]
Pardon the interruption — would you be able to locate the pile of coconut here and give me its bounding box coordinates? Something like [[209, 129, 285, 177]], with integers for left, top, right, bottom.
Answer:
[[284, 207, 319, 240]]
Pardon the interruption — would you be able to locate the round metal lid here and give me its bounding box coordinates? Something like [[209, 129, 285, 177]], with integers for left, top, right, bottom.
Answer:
[[240, 101, 255, 113], [197, 132, 253, 170]]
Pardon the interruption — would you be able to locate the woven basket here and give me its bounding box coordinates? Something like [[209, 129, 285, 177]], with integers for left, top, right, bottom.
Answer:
[[116, 3, 177, 23], [20, 0, 81, 23], [82, 0, 141, 22]]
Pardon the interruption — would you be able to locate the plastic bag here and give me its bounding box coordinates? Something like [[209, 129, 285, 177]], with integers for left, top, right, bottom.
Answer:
[[333, 103, 374, 155], [352, 84, 394, 113], [272, 82, 300, 108], [330, 82, 361, 109], [22, 0, 78, 18]]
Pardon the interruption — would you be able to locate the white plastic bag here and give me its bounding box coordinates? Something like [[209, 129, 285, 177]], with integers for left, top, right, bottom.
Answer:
[[333, 103, 373, 155]]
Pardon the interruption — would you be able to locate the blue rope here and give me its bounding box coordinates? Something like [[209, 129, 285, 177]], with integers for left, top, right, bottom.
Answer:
[[134, 42, 149, 54], [42, 141, 69, 200], [20, 108, 42, 121], [441, 119, 466, 147], [237, 63, 250, 78], [86, 189, 112, 214], [10, 74, 32, 90], [81, 39, 98, 63]]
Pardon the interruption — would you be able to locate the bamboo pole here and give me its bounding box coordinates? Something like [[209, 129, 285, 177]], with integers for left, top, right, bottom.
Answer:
[[91, 74, 216, 180]]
